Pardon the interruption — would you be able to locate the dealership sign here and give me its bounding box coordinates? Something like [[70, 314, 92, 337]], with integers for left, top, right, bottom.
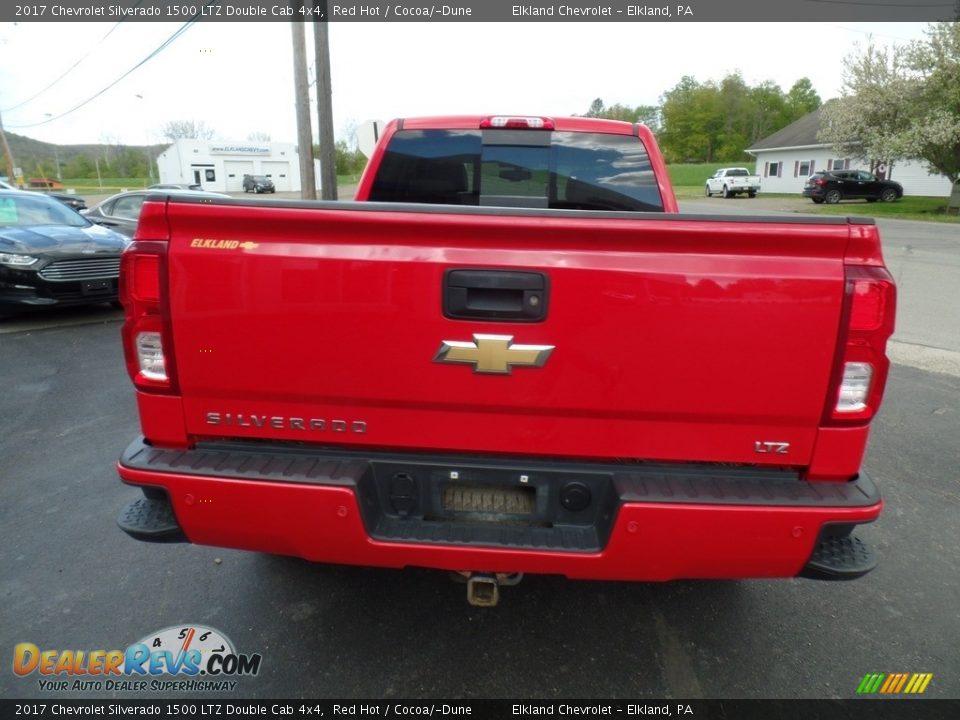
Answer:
[[209, 145, 270, 155]]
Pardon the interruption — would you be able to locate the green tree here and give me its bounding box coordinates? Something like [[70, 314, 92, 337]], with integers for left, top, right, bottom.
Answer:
[[658, 73, 821, 163], [820, 22, 960, 183], [318, 140, 366, 177], [786, 78, 822, 117], [64, 154, 95, 179], [748, 80, 790, 145], [585, 98, 605, 117], [582, 99, 660, 131], [659, 76, 725, 162]]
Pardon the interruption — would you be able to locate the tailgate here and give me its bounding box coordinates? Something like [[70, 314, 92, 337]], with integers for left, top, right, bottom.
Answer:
[[163, 200, 850, 467]]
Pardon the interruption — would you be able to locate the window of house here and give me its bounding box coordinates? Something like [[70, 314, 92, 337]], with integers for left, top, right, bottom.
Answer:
[[796, 160, 814, 177], [828, 158, 849, 171], [766, 161, 781, 177]]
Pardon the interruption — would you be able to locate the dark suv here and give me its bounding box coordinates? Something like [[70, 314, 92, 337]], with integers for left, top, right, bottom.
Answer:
[[242, 175, 275, 194], [803, 170, 903, 204]]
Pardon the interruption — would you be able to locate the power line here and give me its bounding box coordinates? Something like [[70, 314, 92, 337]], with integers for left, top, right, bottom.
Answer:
[[7, 21, 197, 130], [2, 21, 126, 113], [829, 23, 931, 42]]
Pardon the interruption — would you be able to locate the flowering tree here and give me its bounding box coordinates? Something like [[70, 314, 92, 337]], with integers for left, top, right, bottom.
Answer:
[[820, 22, 960, 183]]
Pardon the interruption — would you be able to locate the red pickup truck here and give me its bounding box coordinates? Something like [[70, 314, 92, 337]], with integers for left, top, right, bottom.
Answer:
[[116, 116, 895, 605]]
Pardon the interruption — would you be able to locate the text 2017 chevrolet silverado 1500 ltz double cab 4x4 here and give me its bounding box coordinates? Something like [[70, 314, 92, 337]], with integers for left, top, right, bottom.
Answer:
[[116, 116, 895, 605]]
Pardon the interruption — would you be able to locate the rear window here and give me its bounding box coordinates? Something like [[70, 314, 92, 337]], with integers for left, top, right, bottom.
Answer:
[[369, 129, 663, 212], [727, 168, 749, 177]]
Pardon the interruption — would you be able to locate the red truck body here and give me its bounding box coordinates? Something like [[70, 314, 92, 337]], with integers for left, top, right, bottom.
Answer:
[[116, 116, 895, 595]]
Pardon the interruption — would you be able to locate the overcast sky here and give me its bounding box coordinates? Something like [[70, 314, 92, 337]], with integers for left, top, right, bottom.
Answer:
[[0, 22, 932, 147]]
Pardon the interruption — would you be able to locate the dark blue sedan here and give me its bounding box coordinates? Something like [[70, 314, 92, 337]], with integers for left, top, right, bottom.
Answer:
[[0, 190, 129, 318]]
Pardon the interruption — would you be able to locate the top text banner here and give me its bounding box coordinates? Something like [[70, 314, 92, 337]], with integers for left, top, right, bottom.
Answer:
[[5, 0, 957, 22]]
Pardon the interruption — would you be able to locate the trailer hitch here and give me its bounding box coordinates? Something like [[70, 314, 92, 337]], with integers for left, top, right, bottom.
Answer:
[[453, 571, 524, 607]]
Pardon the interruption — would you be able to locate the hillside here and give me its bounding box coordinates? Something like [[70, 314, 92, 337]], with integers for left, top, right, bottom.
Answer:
[[2, 131, 169, 180]]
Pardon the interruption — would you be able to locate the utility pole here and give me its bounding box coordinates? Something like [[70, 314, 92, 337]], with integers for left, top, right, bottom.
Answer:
[[314, 9, 337, 200], [0, 109, 17, 185], [291, 10, 317, 200]]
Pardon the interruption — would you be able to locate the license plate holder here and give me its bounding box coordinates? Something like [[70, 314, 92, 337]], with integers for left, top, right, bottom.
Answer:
[[442, 483, 536, 517], [82, 279, 112, 296]]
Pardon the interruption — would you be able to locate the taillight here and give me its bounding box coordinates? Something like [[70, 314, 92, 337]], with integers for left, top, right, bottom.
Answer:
[[120, 238, 178, 394], [479, 116, 555, 130], [824, 266, 896, 424], [814, 178, 828, 186]]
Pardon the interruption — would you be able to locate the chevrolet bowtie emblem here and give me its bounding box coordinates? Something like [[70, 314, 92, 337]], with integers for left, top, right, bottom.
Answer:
[[433, 334, 555, 374]]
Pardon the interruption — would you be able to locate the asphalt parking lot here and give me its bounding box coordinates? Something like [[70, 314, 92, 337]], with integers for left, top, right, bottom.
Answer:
[[1, 203, 958, 701]]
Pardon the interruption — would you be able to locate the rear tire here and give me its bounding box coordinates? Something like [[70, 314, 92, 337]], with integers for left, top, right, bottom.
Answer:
[[747, 190, 757, 198], [723, 185, 732, 199], [880, 188, 898, 203], [824, 189, 841, 204]]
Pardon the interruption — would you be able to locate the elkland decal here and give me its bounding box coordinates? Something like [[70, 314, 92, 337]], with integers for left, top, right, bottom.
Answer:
[[190, 238, 259, 251], [13, 625, 261, 692]]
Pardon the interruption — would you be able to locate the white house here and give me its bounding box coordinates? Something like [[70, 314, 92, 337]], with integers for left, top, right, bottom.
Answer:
[[156, 140, 320, 193], [745, 106, 954, 197]]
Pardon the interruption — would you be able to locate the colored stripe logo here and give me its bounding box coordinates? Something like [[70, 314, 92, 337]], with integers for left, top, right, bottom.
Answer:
[[857, 673, 933, 694]]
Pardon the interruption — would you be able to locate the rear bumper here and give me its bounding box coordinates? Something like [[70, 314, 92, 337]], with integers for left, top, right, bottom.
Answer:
[[116, 437, 882, 581]]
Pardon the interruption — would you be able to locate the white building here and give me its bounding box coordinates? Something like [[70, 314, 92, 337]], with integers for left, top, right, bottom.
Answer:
[[746, 106, 954, 197], [156, 140, 317, 193]]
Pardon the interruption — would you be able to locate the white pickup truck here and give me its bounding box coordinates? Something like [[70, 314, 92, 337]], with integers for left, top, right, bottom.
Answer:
[[705, 167, 761, 198]]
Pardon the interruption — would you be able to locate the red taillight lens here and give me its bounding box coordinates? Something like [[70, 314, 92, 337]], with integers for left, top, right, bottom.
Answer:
[[128, 254, 160, 303], [815, 178, 828, 186], [849, 277, 891, 332], [479, 116, 555, 130], [825, 266, 896, 423], [120, 240, 177, 394]]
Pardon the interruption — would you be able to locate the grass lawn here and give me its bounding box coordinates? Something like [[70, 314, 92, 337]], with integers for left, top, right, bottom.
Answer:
[[801, 196, 959, 223], [667, 162, 754, 188], [63, 178, 151, 192]]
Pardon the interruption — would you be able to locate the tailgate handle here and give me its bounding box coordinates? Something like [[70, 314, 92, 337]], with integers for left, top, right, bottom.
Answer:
[[444, 269, 548, 322]]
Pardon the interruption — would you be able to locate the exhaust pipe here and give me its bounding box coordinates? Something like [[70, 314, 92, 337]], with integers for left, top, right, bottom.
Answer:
[[455, 572, 524, 607]]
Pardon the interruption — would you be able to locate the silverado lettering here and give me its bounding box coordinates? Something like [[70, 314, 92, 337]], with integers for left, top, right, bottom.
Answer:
[[205, 412, 367, 433], [116, 115, 896, 605]]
